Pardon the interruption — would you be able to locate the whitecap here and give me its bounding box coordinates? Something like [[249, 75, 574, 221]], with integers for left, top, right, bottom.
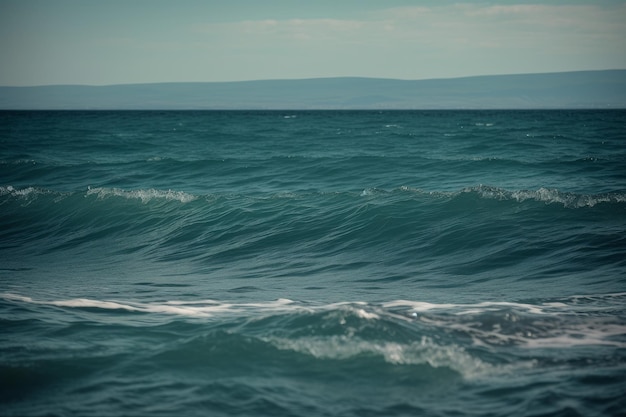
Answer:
[[85, 187, 197, 203], [384, 297, 626, 349], [466, 185, 626, 208], [265, 334, 529, 379], [0, 185, 39, 197], [4, 293, 624, 349], [0, 293, 303, 318]]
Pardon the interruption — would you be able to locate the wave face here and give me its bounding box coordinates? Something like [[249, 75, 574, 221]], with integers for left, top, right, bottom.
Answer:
[[1, 110, 626, 416]]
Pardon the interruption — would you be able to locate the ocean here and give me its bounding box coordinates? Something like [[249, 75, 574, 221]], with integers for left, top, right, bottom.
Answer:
[[1, 110, 625, 416]]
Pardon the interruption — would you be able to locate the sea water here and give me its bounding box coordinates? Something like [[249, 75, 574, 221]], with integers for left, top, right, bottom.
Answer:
[[1, 110, 625, 416]]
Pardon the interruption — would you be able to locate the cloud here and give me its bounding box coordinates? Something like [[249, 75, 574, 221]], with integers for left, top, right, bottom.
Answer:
[[195, 3, 624, 49], [195, 17, 368, 46], [182, 2, 626, 81], [381, 3, 625, 50], [6, 1, 623, 85]]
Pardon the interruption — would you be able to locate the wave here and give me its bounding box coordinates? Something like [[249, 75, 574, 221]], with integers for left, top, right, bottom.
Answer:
[[0, 185, 197, 204], [3, 291, 625, 399], [4, 293, 625, 351], [3, 292, 624, 416], [1, 293, 299, 317], [3, 184, 624, 291], [463, 185, 626, 208], [3, 184, 625, 208], [85, 186, 197, 203], [3, 184, 624, 255]]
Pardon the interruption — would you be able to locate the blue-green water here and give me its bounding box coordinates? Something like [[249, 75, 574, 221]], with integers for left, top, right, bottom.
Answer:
[[1, 110, 625, 416]]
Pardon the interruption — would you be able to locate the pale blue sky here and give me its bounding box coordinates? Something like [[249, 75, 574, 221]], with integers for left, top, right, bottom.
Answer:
[[1, 0, 625, 86]]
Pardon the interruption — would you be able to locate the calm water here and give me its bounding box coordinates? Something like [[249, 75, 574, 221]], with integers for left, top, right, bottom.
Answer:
[[1, 110, 625, 416]]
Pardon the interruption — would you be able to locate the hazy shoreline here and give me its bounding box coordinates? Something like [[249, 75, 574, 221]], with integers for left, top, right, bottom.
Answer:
[[1, 70, 625, 110]]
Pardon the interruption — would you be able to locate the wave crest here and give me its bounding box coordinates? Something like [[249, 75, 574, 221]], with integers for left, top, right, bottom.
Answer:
[[388, 185, 626, 208], [0, 185, 47, 197], [85, 187, 197, 203], [468, 185, 626, 208], [4, 293, 624, 350]]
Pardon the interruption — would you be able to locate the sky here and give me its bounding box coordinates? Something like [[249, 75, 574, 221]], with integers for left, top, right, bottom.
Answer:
[[1, 0, 625, 86]]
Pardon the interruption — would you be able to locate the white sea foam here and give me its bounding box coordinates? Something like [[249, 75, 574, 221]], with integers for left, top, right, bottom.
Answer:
[[0, 294, 372, 319], [386, 297, 626, 349], [266, 335, 529, 379], [470, 185, 626, 208], [382, 300, 557, 315], [521, 323, 626, 348], [323, 301, 381, 320], [386, 185, 626, 208], [418, 314, 626, 349], [1, 293, 304, 318], [3, 293, 624, 349], [0, 185, 41, 197], [85, 187, 197, 203]]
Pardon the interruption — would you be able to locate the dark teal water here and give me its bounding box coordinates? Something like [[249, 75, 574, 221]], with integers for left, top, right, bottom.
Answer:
[[1, 110, 625, 416]]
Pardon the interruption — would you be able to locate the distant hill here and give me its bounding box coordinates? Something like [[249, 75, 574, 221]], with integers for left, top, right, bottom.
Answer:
[[1, 70, 625, 109]]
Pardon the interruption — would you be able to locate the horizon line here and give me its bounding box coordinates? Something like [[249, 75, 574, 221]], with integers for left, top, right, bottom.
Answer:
[[2, 68, 624, 89]]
